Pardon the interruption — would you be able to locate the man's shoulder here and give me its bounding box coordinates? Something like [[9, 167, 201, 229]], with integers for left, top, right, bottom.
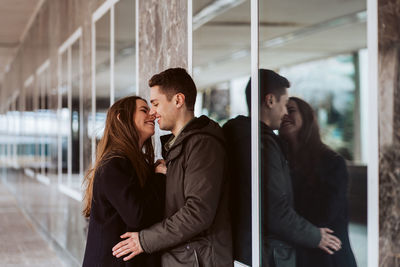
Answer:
[[184, 131, 225, 150]]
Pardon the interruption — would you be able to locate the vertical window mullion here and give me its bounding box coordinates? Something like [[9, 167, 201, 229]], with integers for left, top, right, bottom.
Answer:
[[91, 21, 96, 165], [58, 54, 62, 186], [251, 0, 260, 266], [187, 0, 193, 76], [79, 37, 84, 180], [67, 47, 72, 187], [135, 0, 139, 96], [367, 0, 379, 265], [110, 5, 115, 105]]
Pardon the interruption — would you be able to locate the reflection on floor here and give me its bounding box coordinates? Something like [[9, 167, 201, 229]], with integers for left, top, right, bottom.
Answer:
[[0, 182, 65, 267], [349, 223, 367, 267], [1, 168, 87, 267]]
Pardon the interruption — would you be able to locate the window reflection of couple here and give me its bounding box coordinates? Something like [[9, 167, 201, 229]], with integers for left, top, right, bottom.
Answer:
[[82, 68, 357, 267], [224, 69, 357, 267]]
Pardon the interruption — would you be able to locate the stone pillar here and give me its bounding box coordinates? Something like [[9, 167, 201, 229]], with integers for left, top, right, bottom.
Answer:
[[378, 0, 400, 266], [137, 0, 188, 100]]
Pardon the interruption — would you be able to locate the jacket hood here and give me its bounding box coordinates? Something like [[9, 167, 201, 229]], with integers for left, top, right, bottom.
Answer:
[[160, 115, 225, 159], [174, 115, 225, 146], [223, 115, 276, 140]]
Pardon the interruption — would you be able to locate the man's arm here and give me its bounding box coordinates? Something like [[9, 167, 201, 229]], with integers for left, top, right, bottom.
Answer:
[[140, 136, 226, 253], [263, 140, 322, 247]]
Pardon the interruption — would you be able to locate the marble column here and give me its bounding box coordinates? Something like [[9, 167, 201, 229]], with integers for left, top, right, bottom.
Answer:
[[137, 0, 188, 100], [378, 0, 400, 266]]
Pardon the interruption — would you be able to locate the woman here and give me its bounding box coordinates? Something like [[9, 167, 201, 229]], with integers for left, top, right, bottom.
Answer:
[[82, 96, 166, 267], [280, 97, 357, 267]]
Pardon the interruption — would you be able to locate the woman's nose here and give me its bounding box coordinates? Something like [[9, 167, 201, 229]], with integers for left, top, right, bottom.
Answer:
[[149, 108, 156, 117]]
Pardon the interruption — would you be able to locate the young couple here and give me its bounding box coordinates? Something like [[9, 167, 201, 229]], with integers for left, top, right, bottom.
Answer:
[[82, 68, 232, 267], [223, 69, 357, 267]]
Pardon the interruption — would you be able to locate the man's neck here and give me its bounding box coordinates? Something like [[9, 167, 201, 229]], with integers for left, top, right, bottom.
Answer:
[[171, 112, 195, 136], [260, 110, 273, 129]]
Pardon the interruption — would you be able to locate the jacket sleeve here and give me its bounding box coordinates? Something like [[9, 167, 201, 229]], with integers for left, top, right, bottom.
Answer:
[[316, 155, 348, 225], [98, 158, 165, 230], [263, 140, 321, 248], [139, 136, 226, 253]]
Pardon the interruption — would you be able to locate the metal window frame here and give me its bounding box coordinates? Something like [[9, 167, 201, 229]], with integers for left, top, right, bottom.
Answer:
[[36, 59, 51, 184], [57, 27, 83, 201], [367, 0, 379, 265]]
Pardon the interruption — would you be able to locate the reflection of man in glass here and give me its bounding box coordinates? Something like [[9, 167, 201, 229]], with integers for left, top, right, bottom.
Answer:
[[223, 69, 341, 267]]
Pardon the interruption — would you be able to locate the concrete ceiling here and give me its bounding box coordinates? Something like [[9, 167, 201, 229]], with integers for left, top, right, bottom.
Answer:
[[0, 0, 43, 80]]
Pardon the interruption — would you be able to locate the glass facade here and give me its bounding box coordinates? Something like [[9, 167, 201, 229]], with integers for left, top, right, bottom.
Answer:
[[0, 0, 371, 266]]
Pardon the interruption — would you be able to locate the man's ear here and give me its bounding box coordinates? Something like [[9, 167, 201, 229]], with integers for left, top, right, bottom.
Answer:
[[264, 94, 275, 108], [175, 93, 186, 108]]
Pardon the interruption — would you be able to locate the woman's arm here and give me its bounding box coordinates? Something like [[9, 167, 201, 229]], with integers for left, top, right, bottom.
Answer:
[[98, 157, 165, 229], [316, 154, 348, 225]]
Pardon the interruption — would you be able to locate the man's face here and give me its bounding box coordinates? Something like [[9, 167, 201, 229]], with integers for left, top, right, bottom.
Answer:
[[150, 85, 177, 131], [268, 90, 289, 130]]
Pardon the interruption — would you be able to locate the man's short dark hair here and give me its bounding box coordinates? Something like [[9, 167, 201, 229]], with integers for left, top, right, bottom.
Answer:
[[148, 67, 197, 111], [245, 69, 290, 113]]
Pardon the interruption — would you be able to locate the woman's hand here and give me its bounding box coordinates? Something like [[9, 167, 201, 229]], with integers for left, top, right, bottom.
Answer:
[[155, 159, 167, 174], [112, 232, 143, 261]]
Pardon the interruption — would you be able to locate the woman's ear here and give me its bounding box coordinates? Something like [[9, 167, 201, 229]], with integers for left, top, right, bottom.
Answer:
[[117, 113, 121, 122]]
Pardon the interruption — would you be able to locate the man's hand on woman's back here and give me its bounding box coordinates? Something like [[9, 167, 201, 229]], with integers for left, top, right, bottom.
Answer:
[[155, 159, 167, 174], [318, 228, 342, 254]]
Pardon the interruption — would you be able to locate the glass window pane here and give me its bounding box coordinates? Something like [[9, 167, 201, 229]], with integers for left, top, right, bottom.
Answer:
[[24, 80, 35, 169], [48, 68, 58, 181], [38, 71, 46, 176], [60, 51, 69, 184], [115, 0, 136, 100], [192, 1, 252, 265], [258, 0, 367, 265], [95, 11, 111, 145], [71, 40, 82, 190]]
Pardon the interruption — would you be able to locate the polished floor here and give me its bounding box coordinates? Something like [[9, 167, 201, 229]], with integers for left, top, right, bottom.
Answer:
[[0, 182, 65, 267]]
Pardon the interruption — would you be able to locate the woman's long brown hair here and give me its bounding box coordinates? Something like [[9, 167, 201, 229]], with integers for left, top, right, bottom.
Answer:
[[82, 96, 154, 218], [282, 97, 329, 184]]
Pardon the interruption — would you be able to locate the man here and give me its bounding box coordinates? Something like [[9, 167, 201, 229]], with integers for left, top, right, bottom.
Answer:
[[112, 68, 233, 267], [222, 69, 341, 267]]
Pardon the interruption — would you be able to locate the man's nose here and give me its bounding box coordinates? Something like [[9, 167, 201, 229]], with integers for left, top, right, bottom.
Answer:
[[149, 107, 156, 116]]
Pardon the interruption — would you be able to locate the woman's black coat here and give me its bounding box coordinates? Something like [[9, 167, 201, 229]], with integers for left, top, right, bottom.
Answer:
[[291, 149, 357, 267], [82, 156, 165, 267]]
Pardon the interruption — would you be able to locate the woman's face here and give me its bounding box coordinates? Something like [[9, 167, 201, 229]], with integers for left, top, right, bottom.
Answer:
[[280, 99, 303, 140], [134, 99, 155, 145]]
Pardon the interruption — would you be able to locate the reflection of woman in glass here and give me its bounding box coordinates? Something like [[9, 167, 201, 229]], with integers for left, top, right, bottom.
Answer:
[[82, 96, 166, 267], [280, 97, 357, 267]]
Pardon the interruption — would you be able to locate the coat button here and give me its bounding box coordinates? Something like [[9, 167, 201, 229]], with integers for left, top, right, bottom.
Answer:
[[186, 245, 190, 250]]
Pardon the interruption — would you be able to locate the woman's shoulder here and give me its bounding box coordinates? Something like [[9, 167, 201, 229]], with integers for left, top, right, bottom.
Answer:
[[320, 147, 346, 167], [96, 155, 133, 178], [318, 147, 348, 182]]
